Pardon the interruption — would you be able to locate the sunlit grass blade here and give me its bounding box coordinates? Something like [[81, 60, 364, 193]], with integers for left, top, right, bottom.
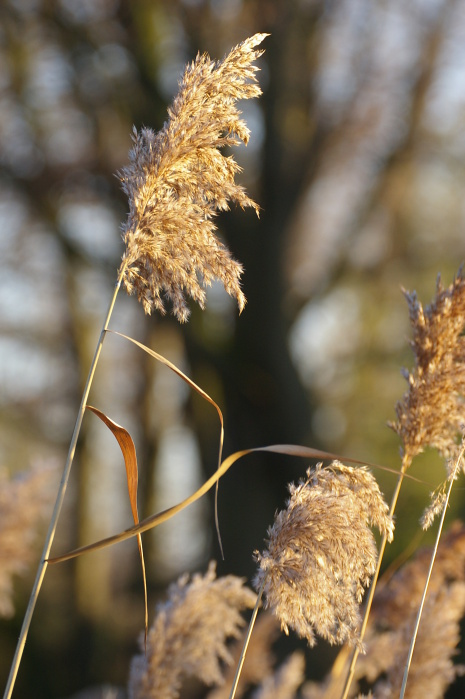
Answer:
[[87, 405, 148, 648], [109, 329, 226, 554], [399, 439, 465, 699], [228, 574, 267, 699], [2, 272, 125, 699], [47, 443, 396, 564]]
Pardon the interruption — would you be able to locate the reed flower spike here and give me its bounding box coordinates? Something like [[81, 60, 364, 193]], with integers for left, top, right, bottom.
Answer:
[[128, 562, 256, 699], [254, 462, 394, 648], [392, 270, 465, 465], [356, 525, 465, 699], [118, 34, 266, 322], [0, 462, 56, 618]]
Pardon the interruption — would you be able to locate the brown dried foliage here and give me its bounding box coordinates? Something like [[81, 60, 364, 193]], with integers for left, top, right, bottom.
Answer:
[[391, 270, 465, 464], [206, 612, 280, 699], [254, 462, 394, 649], [118, 34, 266, 322], [252, 651, 306, 699], [128, 562, 256, 699], [0, 461, 56, 618], [355, 523, 465, 699]]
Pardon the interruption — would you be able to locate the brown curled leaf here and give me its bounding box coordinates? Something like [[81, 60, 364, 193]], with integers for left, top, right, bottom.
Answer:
[[86, 405, 148, 647], [109, 329, 226, 555]]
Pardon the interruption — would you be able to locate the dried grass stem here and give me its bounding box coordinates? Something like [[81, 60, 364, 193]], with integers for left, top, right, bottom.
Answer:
[[228, 574, 267, 699], [340, 453, 411, 699], [3, 265, 126, 699]]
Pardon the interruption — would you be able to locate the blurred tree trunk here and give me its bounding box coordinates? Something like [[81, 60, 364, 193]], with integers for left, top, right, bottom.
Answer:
[[183, 5, 325, 578]]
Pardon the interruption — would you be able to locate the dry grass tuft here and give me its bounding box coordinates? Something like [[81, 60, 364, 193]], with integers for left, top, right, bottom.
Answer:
[[128, 561, 256, 699], [252, 651, 306, 699], [206, 612, 280, 699], [0, 461, 56, 618], [391, 270, 465, 465], [355, 523, 465, 699], [253, 462, 394, 649], [118, 34, 266, 322], [372, 582, 465, 699]]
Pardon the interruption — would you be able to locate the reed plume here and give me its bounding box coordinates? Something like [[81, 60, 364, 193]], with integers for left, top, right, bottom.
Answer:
[[341, 269, 465, 699], [0, 462, 56, 618], [252, 651, 306, 699], [128, 562, 256, 699], [253, 462, 394, 649], [302, 524, 465, 699], [391, 270, 465, 466], [356, 524, 465, 699], [376, 583, 465, 699], [206, 613, 280, 699], [118, 34, 266, 322]]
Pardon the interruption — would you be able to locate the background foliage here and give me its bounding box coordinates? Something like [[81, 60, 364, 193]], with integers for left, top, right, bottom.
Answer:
[[1, 0, 465, 696]]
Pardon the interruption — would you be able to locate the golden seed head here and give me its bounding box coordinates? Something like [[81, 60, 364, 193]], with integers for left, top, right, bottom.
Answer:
[[254, 462, 393, 648], [392, 269, 465, 464], [118, 34, 267, 322], [128, 562, 256, 698]]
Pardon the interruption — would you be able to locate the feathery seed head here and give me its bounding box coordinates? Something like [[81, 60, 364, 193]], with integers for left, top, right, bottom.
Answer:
[[359, 524, 465, 699], [253, 462, 393, 649], [252, 651, 306, 699], [391, 270, 465, 464], [421, 435, 465, 529], [118, 34, 267, 322], [0, 461, 56, 617], [375, 583, 465, 699], [128, 562, 256, 699]]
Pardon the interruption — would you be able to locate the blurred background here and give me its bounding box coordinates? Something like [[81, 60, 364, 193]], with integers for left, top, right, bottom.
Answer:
[[1, 0, 465, 696]]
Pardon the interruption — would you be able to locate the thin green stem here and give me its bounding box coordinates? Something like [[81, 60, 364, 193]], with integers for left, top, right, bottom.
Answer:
[[339, 454, 411, 699], [3, 268, 125, 699], [228, 574, 267, 699], [399, 443, 465, 699]]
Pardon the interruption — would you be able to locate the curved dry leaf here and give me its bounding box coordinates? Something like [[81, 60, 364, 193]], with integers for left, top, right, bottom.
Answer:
[[109, 329, 226, 554], [109, 330, 224, 460], [47, 444, 391, 564], [87, 405, 148, 645], [87, 406, 139, 522]]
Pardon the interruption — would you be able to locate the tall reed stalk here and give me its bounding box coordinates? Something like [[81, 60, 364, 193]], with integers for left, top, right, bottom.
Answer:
[[3, 33, 265, 698], [3, 267, 125, 699], [228, 575, 267, 699], [341, 271, 465, 698], [340, 454, 410, 699], [399, 439, 465, 698]]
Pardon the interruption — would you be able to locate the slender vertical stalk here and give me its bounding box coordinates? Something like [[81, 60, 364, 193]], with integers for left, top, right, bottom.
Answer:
[[399, 444, 465, 699], [228, 574, 267, 699], [3, 268, 126, 699], [339, 454, 411, 699]]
